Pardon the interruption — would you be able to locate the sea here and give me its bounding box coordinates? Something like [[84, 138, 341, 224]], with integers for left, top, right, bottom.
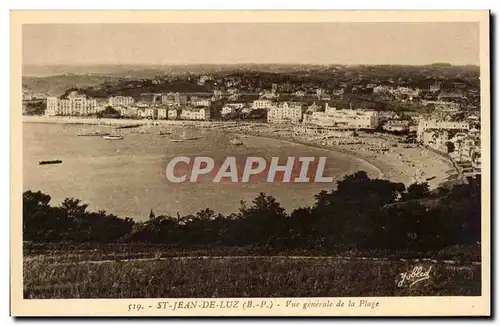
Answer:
[[23, 123, 379, 220]]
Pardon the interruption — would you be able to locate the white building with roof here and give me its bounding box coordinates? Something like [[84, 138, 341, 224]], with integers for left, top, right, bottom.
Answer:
[[417, 120, 470, 142], [109, 96, 134, 107], [46, 93, 98, 116], [304, 104, 379, 129], [267, 102, 303, 123], [180, 108, 210, 120], [252, 99, 274, 110]]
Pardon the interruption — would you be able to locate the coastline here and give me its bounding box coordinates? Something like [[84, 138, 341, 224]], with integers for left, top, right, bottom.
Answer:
[[230, 131, 385, 180], [22, 115, 215, 127], [23, 115, 455, 188]]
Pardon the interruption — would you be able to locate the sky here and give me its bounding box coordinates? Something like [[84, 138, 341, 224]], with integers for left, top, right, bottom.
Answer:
[[22, 22, 479, 66]]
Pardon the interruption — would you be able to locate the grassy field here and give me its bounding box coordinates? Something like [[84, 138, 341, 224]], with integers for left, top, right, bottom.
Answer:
[[23, 244, 481, 299]]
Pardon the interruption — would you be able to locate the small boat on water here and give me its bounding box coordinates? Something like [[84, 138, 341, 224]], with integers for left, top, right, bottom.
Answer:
[[39, 160, 62, 165], [158, 130, 174, 136], [77, 131, 110, 137], [170, 131, 198, 142], [181, 136, 199, 140], [103, 135, 124, 140], [103, 126, 124, 140], [230, 138, 243, 146], [116, 124, 141, 129]]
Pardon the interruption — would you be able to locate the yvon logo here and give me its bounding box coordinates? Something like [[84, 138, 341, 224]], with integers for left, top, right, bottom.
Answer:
[[165, 156, 335, 184]]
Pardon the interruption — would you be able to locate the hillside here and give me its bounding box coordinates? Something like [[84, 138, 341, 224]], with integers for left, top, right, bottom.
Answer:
[[22, 75, 119, 97]]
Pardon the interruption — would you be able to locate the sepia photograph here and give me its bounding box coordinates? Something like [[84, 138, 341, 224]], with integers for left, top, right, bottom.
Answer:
[[10, 10, 490, 316]]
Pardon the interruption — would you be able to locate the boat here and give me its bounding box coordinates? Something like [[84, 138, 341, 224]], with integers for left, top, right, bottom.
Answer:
[[158, 129, 174, 136], [39, 160, 62, 165], [170, 130, 198, 142], [103, 126, 124, 140], [103, 135, 124, 140], [116, 124, 141, 129], [230, 138, 243, 146], [181, 130, 199, 140], [77, 131, 110, 137], [181, 136, 199, 140]]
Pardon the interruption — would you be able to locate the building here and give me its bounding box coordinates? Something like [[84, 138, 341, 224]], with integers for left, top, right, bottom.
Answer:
[[259, 90, 278, 100], [135, 101, 150, 108], [252, 99, 274, 110], [221, 106, 235, 115], [267, 102, 303, 124], [222, 102, 245, 115], [22, 90, 33, 101], [306, 112, 336, 127], [422, 100, 460, 112], [293, 90, 306, 97], [45, 97, 59, 116], [197, 75, 213, 86], [213, 90, 224, 98], [315, 88, 325, 98], [382, 120, 410, 133], [222, 103, 245, 116], [372, 85, 393, 94], [417, 120, 470, 142], [190, 97, 211, 108], [331, 88, 344, 97], [438, 92, 466, 101], [394, 87, 420, 100], [144, 108, 158, 119], [161, 92, 188, 106], [241, 107, 251, 114], [306, 102, 321, 114], [158, 108, 168, 119], [168, 108, 179, 120], [180, 108, 210, 120], [136, 108, 146, 118], [305, 104, 379, 129], [430, 81, 441, 93], [325, 104, 379, 129], [108, 96, 134, 107], [115, 105, 138, 118], [45, 93, 98, 116], [227, 88, 239, 95], [421, 129, 450, 153]]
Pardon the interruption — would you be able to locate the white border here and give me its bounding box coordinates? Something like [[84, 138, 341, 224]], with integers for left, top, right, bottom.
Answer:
[[4, 2, 499, 325]]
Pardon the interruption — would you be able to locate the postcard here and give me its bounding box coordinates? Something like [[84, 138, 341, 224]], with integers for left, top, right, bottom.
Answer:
[[11, 10, 490, 316]]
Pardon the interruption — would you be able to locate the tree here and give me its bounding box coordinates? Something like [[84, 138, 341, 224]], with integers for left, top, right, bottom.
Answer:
[[235, 193, 287, 246], [446, 141, 455, 153], [403, 183, 430, 201], [96, 106, 120, 118]]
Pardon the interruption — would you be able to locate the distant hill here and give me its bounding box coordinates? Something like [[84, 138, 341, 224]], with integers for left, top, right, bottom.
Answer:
[[22, 75, 118, 97], [22, 63, 480, 98], [22, 63, 341, 78]]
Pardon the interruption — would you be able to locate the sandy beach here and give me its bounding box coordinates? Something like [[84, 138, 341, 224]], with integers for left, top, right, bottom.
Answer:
[[23, 115, 458, 189]]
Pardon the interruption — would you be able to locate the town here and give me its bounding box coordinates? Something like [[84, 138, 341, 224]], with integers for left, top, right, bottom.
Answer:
[[19, 16, 486, 304], [22, 64, 481, 186]]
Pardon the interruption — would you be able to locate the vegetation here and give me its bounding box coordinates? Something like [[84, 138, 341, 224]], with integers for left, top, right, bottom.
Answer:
[[23, 171, 481, 298], [22, 100, 46, 115], [23, 171, 481, 253], [23, 256, 480, 298], [96, 106, 120, 118]]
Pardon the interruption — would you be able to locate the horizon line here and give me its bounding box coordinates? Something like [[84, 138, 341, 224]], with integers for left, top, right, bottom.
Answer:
[[23, 62, 480, 67]]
